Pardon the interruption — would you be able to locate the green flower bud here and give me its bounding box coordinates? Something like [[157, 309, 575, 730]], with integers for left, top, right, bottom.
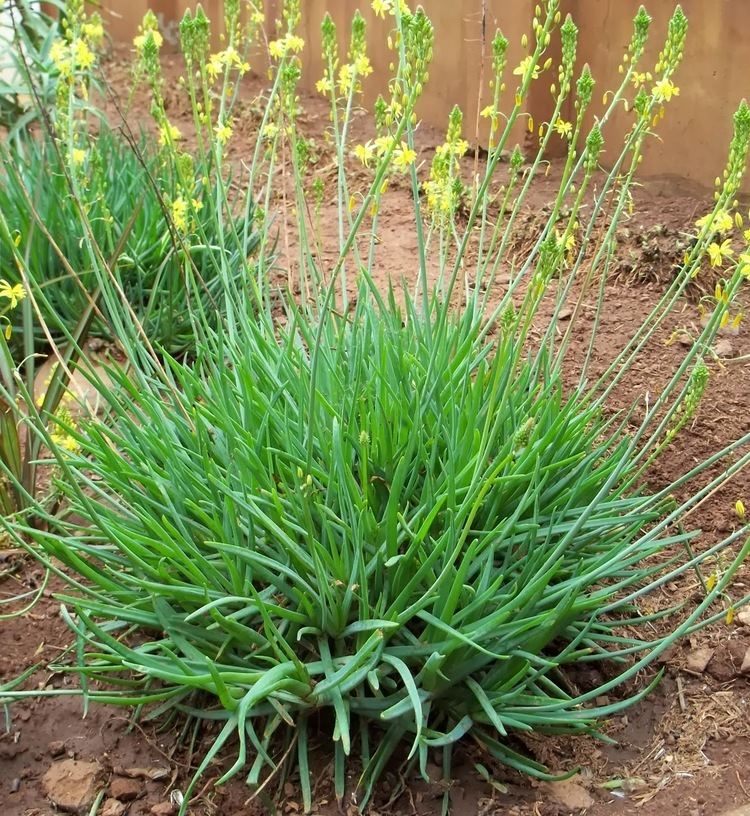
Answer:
[[585, 124, 604, 170], [576, 64, 594, 110]]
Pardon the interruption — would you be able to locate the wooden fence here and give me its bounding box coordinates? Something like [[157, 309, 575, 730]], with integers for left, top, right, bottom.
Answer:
[[99, 0, 750, 192]]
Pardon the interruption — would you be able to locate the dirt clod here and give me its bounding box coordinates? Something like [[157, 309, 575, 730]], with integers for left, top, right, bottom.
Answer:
[[109, 775, 142, 802], [740, 648, 750, 676], [41, 759, 101, 814], [539, 778, 594, 810]]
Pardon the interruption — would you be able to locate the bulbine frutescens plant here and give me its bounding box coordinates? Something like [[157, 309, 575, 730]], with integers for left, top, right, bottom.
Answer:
[[0, 125, 262, 356], [4, 2, 750, 814]]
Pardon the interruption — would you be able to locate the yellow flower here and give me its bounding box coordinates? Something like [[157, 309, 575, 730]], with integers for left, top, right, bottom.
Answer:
[[71, 147, 87, 165], [553, 118, 572, 138], [316, 76, 333, 94], [171, 198, 188, 232], [706, 573, 718, 592], [207, 53, 224, 80], [726, 607, 735, 626], [133, 29, 163, 51], [50, 430, 80, 453], [707, 239, 734, 268], [251, 10, 265, 25], [736, 499, 746, 521], [652, 78, 679, 102], [393, 142, 417, 170], [262, 122, 279, 141], [159, 123, 182, 146], [191, 198, 203, 212], [50, 39, 71, 75], [740, 252, 750, 278], [355, 55, 373, 77], [631, 70, 651, 88], [513, 56, 540, 82], [82, 21, 104, 43], [269, 34, 305, 59], [354, 141, 376, 167], [287, 35, 305, 52], [374, 135, 395, 156], [338, 64, 356, 94], [0, 280, 25, 309], [214, 120, 233, 145], [372, 0, 408, 17], [480, 105, 495, 119], [696, 210, 733, 234]]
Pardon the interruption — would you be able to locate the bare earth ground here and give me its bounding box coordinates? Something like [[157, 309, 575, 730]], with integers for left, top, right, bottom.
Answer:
[[1, 47, 750, 816]]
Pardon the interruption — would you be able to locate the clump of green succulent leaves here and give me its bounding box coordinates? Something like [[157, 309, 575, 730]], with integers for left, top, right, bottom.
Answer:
[[3, 2, 750, 815]]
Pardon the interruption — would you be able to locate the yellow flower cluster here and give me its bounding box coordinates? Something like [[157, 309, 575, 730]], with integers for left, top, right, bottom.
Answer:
[[171, 196, 204, 233], [695, 208, 750, 280], [207, 46, 250, 81], [371, 0, 410, 18], [49, 406, 80, 455], [159, 123, 183, 146], [337, 55, 373, 95], [133, 28, 163, 52], [50, 37, 96, 76], [423, 106, 468, 220], [268, 33, 305, 60], [711, 283, 743, 331], [354, 137, 416, 172]]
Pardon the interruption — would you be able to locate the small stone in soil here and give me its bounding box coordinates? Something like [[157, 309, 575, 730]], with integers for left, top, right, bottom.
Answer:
[[714, 338, 734, 357], [740, 647, 750, 676], [10, 778, 20, 793], [109, 776, 142, 802], [101, 799, 127, 816], [151, 804, 177, 816], [42, 759, 101, 814], [48, 740, 66, 757], [685, 646, 714, 673]]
